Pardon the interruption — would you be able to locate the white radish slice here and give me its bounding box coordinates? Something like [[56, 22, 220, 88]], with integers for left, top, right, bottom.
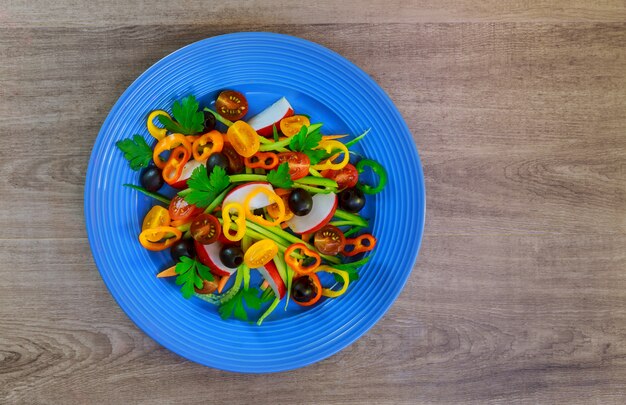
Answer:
[[222, 182, 274, 210], [170, 159, 205, 189], [194, 240, 238, 277], [257, 261, 286, 299], [247, 97, 294, 136], [287, 192, 338, 234]]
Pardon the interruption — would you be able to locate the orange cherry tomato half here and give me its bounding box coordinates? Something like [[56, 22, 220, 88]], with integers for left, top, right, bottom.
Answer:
[[168, 195, 202, 222], [321, 163, 359, 190], [279, 115, 310, 137], [313, 225, 346, 255], [243, 239, 279, 268], [277, 152, 310, 180], [190, 214, 221, 244], [226, 120, 260, 158], [141, 206, 171, 242], [216, 90, 249, 121]]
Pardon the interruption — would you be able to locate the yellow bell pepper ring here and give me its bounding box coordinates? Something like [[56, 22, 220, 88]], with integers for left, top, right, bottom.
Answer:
[[244, 239, 279, 268], [147, 110, 171, 141], [311, 140, 349, 171], [317, 265, 350, 298], [139, 226, 182, 251], [243, 187, 285, 227], [222, 202, 246, 242]]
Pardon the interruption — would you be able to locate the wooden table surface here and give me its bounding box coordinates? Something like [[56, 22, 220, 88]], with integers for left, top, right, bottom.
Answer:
[[2, 1, 626, 403]]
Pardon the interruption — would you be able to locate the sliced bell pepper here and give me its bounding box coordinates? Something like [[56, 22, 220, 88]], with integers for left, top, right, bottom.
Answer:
[[356, 159, 387, 194], [222, 202, 246, 242], [139, 226, 182, 251], [244, 151, 279, 170], [311, 140, 349, 171], [284, 243, 321, 274], [162, 145, 190, 185], [153, 133, 192, 169], [243, 187, 285, 227], [147, 110, 170, 141], [317, 265, 350, 298], [192, 130, 224, 162], [342, 234, 376, 257], [244, 239, 278, 268]]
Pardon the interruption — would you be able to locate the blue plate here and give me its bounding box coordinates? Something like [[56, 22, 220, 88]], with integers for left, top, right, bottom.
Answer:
[[84, 32, 425, 373]]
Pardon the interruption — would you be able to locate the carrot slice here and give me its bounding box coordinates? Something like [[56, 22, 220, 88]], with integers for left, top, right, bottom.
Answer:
[[156, 266, 177, 278], [217, 275, 230, 293]]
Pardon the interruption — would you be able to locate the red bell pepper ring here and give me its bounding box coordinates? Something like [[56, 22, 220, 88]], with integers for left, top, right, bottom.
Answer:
[[342, 234, 376, 257], [162, 145, 191, 185], [244, 151, 279, 170], [284, 243, 321, 275]]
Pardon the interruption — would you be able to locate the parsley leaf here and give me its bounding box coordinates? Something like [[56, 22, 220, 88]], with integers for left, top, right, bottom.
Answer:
[[266, 162, 294, 189], [218, 288, 267, 321], [184, 165, 230, 208], [175, 257, 214, 299], [289, 125, 327, 164], [115, 135, 153, 170], [157, 95, 204, 135]]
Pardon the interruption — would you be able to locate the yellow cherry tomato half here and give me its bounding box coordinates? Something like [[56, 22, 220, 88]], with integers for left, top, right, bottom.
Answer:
[[226, 120, 260, 158], [244, 239, 278, 268], [142, 206, 171, 242], [280, 115, 310, 137]]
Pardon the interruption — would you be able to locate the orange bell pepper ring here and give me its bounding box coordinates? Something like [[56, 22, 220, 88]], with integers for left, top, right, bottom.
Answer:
[[162, 145, 191, 185], [243, 187, 285, 227], [342, 234, 376, 257], [310, 140, 349, 171], [139, 226, 182, 251], [284, 243, 321, 275], [153, 133, 192, 169], [193, 130, 224, 162], [244, 151, 279, 170]]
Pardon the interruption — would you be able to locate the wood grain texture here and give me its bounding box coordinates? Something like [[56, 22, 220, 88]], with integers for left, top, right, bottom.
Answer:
[[1, 1, 626, 403]]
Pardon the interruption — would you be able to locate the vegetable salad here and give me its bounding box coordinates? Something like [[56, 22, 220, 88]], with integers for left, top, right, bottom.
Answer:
[[116, 91, 387, 325]]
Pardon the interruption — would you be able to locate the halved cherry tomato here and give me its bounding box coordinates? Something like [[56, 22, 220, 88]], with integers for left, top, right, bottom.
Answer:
[[190, 213, 221, 244], [168, 195, 202, 222], [313, 225, 346, 255], [243, 239, 278, 268], [279, 115, 310, 137], [291, 273, 322, 306], [216, 90, 248, 121], [162, 146, 190, 186], [226, 120, 259, 158], [277, 152, 310, 180], [321, 163, 358, 190], [221, 143, 245, 174], [192, 130, 224, 162], [244, 151, 279, 170], [142, 206, 171, 242]]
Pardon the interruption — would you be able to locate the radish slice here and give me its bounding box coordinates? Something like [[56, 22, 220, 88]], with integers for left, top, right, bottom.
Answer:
[[287, 192, 338, 234], [247, 97, 294, 136], [170, 159, 205, 189], [195, 240, 238, 277], [257, 261, 286, 299], [223, 182, 274, 210]]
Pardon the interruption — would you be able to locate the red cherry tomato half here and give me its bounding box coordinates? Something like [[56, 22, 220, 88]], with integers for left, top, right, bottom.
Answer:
[[277, 152, 310, 180], [168, 195, 203, 222], [190, 214, 221, 244], [215, 90, 248, 121], [321, 163, 358, 190], [313, 225, 346, 255]]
